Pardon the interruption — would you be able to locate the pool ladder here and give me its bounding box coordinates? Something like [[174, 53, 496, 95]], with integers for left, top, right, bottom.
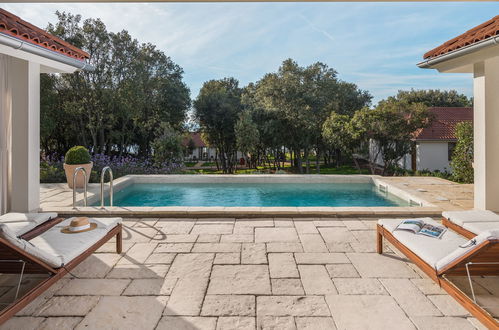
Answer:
[[100, 166, 114, 208], [72, 167, 88, 209]]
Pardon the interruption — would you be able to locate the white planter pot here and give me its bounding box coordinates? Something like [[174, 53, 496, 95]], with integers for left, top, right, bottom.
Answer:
[[64, 162, 93, 189]]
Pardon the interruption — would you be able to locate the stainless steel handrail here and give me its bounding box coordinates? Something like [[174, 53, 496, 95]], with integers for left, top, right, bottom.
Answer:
[[100, 166, 114, 208], [72, 167, 88, 209]]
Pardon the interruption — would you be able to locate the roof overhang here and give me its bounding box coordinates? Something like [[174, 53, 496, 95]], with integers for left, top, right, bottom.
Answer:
[[417, 35, 499, 73], [0, 32, 94, 73]]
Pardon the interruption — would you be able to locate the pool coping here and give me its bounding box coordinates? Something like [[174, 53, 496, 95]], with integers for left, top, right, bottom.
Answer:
[[40, 174, 444, 218]]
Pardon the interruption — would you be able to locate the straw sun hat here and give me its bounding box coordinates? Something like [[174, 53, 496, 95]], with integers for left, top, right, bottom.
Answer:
[[61, 217, 97, 234]]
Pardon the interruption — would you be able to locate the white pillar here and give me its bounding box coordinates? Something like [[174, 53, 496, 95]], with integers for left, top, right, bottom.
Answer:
[[9, 58, 40, 212], [473, 56, 499, 211]]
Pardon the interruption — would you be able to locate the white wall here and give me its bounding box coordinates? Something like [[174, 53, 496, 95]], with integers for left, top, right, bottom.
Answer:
[[415, 141, 452, 172]]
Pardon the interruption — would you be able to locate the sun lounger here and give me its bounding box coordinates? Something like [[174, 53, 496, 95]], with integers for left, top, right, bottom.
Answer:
[[0, 212, 59, 237], [0, 217, 122, 325], [442, 210, 499, 239], [377, 218, 499, 329]]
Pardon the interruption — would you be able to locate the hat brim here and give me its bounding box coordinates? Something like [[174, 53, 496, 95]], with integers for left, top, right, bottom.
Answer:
[[61, 222, 98, 234]]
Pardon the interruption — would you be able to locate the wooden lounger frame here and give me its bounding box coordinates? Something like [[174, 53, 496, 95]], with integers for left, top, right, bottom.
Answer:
[[0, 217, 122, 325], [377, 224, 499, 329], [442, 217, 478, 239]]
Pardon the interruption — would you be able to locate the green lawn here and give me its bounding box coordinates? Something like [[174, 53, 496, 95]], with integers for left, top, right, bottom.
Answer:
[[201, 162, 217, 167], [180, 164, 368, 175], [184, 162, 197, 167]]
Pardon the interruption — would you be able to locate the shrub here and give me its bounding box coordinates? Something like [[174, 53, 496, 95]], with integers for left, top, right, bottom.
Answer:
[[451, 122, 473, 183], [64, 146, 91, 165]]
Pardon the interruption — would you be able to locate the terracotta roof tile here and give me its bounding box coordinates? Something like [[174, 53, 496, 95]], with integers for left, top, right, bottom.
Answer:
[[182, 132, 207, 148], [424, 15, 499, 59], [0, 8, 89, 61], [413, 107, 473, 141]]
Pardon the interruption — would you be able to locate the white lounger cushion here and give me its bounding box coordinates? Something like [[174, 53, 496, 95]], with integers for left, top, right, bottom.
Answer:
[[435, 229, 499, 271], [0, 212, 58, 236], [463, 221, 499, 235], [442, 210, 499, 226], [378, 218, 467, 270], [0, 217, 121, 268]]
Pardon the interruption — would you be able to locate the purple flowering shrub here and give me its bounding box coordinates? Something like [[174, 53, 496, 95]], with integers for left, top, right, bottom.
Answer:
[[40, 153, 183, 183]]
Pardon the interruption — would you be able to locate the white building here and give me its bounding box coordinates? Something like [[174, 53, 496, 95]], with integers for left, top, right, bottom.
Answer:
[[0, 9, 92, 213]]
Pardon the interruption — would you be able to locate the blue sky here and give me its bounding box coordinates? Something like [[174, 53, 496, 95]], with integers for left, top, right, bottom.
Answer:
[[4, 3, 499, 104]]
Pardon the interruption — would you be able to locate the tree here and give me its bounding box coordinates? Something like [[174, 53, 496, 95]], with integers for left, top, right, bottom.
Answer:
[[322, 112, 360, 169], [451, 122, 473, 183], [235, 111, 260, 168], [151, 123, 184, 167], [352, 100, 432, 175], [41, 11, 190, 160], [388, 89, 472, 107], [194, 78, 243, 173]]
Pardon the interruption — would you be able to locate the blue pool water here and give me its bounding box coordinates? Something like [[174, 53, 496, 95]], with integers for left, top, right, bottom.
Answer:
[[99, 183, 409, 207]]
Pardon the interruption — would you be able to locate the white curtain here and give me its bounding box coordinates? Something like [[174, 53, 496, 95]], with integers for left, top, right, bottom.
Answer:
[[0, 54, 12, 215]]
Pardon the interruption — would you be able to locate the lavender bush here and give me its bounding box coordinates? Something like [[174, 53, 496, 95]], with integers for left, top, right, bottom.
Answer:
[[40, 153, 183, 183]]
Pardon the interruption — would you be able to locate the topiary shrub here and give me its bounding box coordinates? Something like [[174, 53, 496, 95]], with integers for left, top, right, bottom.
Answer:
[[64, 146, 91, 165]]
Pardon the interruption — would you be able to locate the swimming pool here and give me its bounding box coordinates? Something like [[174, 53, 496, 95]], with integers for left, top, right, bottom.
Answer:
[[98, 182, 409, 207]]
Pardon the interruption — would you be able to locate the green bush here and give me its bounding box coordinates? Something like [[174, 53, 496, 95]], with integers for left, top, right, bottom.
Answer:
[[451, 122, 473, 183], [64, 146, 91, 165]]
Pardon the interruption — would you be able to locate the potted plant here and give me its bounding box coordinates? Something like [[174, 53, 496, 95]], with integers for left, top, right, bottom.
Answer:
[[63, 146, 93, 189]]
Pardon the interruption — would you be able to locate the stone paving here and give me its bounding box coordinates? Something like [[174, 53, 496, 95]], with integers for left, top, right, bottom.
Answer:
[[1, 217, 497, 330]]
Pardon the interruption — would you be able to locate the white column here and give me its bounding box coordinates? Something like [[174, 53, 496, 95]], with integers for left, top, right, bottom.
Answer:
[[473, 56, 499, 211], [9, 58, 40, 212], [0, 55, 12, 215]]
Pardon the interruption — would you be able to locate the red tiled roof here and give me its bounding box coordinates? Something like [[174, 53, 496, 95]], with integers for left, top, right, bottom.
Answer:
[[413, 107, 473, 141], [182, 132, 207, 148], [0, 8, 89, 61], [424, 15, 499, 59]]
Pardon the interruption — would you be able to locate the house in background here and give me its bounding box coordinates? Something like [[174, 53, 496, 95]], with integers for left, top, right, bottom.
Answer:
[[371, 107, 473, 173], [182, 132, 217, 161]]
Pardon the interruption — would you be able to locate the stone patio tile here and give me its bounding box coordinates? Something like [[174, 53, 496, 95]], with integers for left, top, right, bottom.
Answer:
[[268, 253, 299, 278], [255, 228, 299, 243], [319, 227, 356, 244], [165, 234, 199, 242], [71, 253, 122, 278], [326, 295, 416, 330], [381, 279, 441, 316], [166, 276, 210, 316], [295, 317, 337, 330], [410, 316, 476, 330], [333, 278, 386, 295], [294, 222, 319, 234], [156, 316, 217, 330], [57, 279, 129, 296], [132, 218, 159, 228], [36, 296, 100, 316], [1, 317, 45, 330], [299, 234, 328, 252], [14, 278, 71, 316], [342, 220, 369, 230], [155, 243, 193, 253], [299, 265, 337, 295], [214, 252, 241, 264], [207, 265, 271, 295], [324, 242, 354, 253], [192, 243, 241, 253], [347, 253, 419, 278], [266, 242, 303, 253], [274, 220, 294, 227], [220, 234, 254, 243], [106, 264, 170, 279], [197, 234, 221, 242], [294, 253, 349, 264], [473, 277, 499, 295], [76, 296, 167, 329], [410, 279, 446, 295], [257, 296, 330, 316], [117, 242, 157, 265], [232, 225, 254, 235], [427, 295, 470, 316], [155, 220, 195, 234], [313, 220, 345, 227], [95, 241, 133, 253], [122, 278, 169, 295], [201, 295, 255, 316], [191, 224, 234, 234], [257, 316, 296, 330], [123, 227, 159, 243], [217, 317, 255, 330], [38, 317, 83, 330], [145, 253, 176, 264], [467, 317, 490, 330], [167, 253, 214, 279], [325, 264, 360, 278], [241, 243, 267, 264], [271, 279, 305, 295], [235, 219, 274, 227]]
